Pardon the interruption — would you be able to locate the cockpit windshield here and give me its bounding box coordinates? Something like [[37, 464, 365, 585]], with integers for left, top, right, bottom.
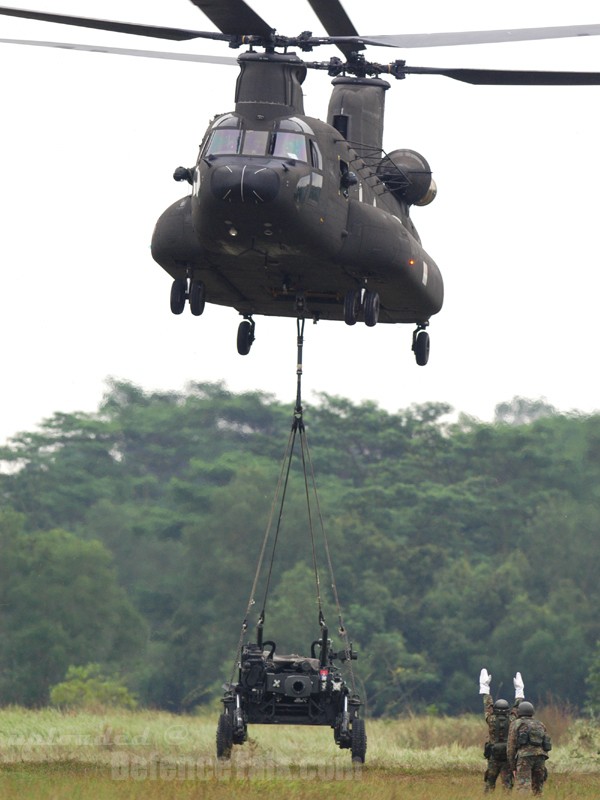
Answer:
[[205, 126, 308, 163], [271, 132, 307, 162], [242, 130, 269, 156], [206, 128, 242, 155]]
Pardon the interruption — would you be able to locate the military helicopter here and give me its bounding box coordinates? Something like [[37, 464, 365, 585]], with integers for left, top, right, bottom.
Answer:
[[1, 3, 600, 365]]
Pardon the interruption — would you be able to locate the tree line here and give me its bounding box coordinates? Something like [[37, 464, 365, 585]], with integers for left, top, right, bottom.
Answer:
[[0, 381, 598, 715]]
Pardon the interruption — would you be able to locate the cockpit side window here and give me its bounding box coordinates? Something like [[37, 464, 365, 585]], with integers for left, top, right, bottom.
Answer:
[[271, 132, 307, 162], [309, 140, 323, 170]]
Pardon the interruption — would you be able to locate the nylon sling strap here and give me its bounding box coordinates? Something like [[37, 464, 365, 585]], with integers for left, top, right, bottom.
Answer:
[[231, 317, 356, 693]]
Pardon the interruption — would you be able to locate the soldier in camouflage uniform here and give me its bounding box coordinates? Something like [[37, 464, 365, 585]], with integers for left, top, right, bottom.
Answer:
[[479, 668, 524, 792], [507, 701, 551, 795]]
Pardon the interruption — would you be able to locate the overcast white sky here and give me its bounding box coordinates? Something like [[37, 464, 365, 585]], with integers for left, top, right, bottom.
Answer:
[[0, 0, 599, 444]]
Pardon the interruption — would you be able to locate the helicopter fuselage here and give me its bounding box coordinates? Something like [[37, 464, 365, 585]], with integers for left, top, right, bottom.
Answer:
[[151, 52, 443, 326]]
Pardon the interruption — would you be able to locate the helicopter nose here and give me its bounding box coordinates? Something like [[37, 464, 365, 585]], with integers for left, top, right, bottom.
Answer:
[[211, 163, 280, 203]]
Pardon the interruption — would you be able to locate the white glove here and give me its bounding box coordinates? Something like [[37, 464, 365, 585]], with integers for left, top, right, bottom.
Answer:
[[479, 668, 492, 694], [514, 672, 525, 700]]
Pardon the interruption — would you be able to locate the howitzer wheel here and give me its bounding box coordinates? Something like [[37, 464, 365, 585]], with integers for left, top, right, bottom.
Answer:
[[351, 717, 367, 764], [216, 712, 234, 760]]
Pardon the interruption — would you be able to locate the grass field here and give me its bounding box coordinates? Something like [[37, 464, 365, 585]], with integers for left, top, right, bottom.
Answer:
[[1, 707, 598, 799]]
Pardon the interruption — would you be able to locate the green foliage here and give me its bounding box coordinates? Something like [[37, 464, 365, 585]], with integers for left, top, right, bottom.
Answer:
[[1, 383, 599, 715], [49, 663, 138, 709], [0, 509, 147, 706], [585, 642, 600, 716]]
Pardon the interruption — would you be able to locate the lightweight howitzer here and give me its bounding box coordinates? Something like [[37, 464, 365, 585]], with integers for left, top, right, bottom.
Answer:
[[216, 628, 366, 762]]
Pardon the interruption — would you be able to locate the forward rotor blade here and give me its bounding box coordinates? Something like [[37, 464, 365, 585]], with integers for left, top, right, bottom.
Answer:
[[187, 0, 273, 38], [357, 23, 600, 49], [403, 65, 600, 85], [306, 0, 358, 35], [0, 37, 239, 65], [305, 0, 363, 57], [0, 6, 230, 42], [2, 6, 600, 64]]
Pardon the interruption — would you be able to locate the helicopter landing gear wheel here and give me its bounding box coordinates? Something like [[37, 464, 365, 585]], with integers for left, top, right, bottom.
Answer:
[[216, 712, 233, 760], [170, 278, 187, 315], [413, 327, 430, 366], [237, 318, 255, 355], [343, 289, 362, 326], [363, 290, 380, 327], [351, 717, 367, 764], [189, 279, 206, 316]]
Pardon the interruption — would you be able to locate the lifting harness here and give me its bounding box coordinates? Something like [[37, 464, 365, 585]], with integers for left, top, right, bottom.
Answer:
[[230, 317, 356, 694]]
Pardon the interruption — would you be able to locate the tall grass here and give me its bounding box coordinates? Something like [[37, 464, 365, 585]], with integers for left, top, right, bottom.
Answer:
[[0, 702, 598, 774], [1, 706, 599, 800]]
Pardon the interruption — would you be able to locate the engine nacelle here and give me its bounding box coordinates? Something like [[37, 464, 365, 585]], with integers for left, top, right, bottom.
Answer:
[[378, 149, 437, 206]]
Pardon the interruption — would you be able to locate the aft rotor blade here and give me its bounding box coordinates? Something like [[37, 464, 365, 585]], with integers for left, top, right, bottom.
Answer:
[[356, 23, 600, 49], [0, 6, 230, 42], [305, 0, 364, 57], [188, 0, 273, 38], [0, 37, 239, 65], [403, 64, 600, 85]]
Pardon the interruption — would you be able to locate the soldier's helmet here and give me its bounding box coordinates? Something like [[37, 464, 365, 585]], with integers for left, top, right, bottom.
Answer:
[[517, 701, 535, 717], [493, 699, 510, 711]]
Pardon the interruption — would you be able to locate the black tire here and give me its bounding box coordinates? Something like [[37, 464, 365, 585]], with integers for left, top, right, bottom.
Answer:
[[363, 291, 380, 327], [216, 712, 233, 760], [414, 330, 430, 366], [189, 279, 206, 316], [237, 319, 255, 355], [351, 717, 367, 764], [170, 278, 187, 315], [343, 289, 361, 326]]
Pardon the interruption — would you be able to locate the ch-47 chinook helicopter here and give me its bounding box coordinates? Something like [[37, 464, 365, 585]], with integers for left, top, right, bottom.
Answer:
[[1, 3, 600, 364]]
